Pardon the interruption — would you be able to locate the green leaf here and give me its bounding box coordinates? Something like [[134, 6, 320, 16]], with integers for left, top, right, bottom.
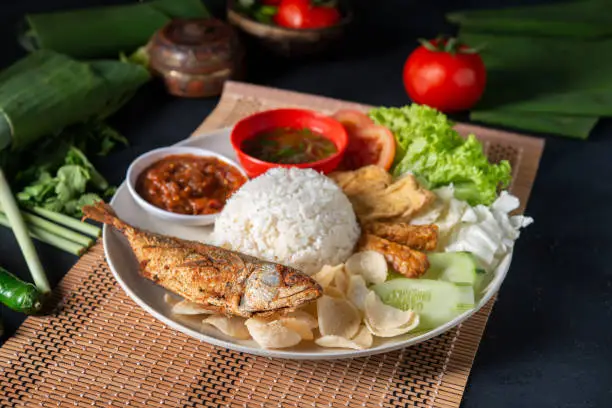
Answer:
[[95, 123, 128, 156], [65, 146, 109, 190], [103, 186, 117, 199], [470, 110, 597, 139], [55, 165, 90, 202], [369, 104, 511, 206], [459, 32, 612, 116], [447, 0, 612, 39], [120, 46, 150, 70], [64, 193, 102, 217], [17, 172, 57, 203], [259, 5, 278, 16], [25, 0, 210, 59], [0, 51, 146, 154], [42, 198, 63, 212]]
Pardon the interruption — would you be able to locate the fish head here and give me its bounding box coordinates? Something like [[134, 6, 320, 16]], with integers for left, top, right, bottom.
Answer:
[[239, 262, 322, 315]]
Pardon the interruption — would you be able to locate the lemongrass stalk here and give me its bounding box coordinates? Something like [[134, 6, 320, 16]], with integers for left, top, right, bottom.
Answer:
[[22, 211, 93, 247], [0, 169, 50, 294], [0, 213, 85, 256], [0, 204, 94, 247], [29, 206, 101, 237]]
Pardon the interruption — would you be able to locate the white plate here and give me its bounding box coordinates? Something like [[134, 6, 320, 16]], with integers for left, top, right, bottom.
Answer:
[[104, 127, 512, 360]]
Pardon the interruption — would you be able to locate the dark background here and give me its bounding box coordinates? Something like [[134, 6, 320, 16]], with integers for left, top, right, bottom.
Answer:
[[1, 1, 611, 407]]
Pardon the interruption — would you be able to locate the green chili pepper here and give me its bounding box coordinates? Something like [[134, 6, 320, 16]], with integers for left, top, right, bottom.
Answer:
[[0, 266, 44, 314]]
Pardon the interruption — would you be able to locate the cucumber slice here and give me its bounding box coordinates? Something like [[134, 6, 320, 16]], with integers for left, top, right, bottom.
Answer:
[[372, 279, 475, 329], [424, 252, 486, 292]]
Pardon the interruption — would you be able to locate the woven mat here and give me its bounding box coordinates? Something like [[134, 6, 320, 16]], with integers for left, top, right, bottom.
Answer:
[[0, 81, 544, 407]]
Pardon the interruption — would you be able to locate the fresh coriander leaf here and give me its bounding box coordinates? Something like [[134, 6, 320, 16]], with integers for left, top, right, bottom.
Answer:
[[66, 147, 109, 190], [95, 123, 128, 156], [17, 172, 57, 204], [42, 198, 63, 213], [63, 199, 79, 217], [103, 186, 117, 199], [98, 137, 116, 157], [74, 193, 103, 217], [55, 165, 90, 202]]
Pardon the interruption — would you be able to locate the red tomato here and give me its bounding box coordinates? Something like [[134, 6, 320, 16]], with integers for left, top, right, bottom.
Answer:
[[332, 110, 373, 133], [306, 6, 341, 28], [402, 38, 486, 112], [274, 0, 311, 28], [341, 125, 396, 171], [332, 110, 396, 171]]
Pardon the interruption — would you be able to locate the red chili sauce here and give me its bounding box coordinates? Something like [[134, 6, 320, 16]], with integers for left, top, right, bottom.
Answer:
[[136, 154, 246, 215]]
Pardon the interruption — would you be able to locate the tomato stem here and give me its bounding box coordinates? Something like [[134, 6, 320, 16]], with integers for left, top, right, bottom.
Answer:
[[418, 35, 483, 55], [444, 37, 458, 54]]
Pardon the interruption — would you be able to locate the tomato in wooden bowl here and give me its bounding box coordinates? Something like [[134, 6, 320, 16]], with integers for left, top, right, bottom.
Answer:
[[231, 109, 348, 178]]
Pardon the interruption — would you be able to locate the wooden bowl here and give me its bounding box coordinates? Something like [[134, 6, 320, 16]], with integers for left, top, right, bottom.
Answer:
[[226, 0, 353, 58]]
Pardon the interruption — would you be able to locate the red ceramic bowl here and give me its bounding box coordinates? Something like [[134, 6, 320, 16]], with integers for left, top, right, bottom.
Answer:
[[230, 108, 348, 178]]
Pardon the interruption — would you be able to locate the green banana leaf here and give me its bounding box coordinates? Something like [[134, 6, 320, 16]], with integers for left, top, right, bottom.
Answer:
[[460, 32, 612, 116], [0, 50, 150, 152], [470, 110, 598, 139], [447, 0, 612, 39], [23, 0, 210, 59]]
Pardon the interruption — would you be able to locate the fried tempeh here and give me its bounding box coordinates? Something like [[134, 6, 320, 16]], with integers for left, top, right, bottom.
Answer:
[[365, 222, 438, 251], [358, 233, 429, 279]]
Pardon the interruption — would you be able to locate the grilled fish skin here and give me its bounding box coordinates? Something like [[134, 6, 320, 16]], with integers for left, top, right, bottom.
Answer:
[[83, 202, 322, 317], [365, 222, 438, 251], [358, 233, 429, 278]]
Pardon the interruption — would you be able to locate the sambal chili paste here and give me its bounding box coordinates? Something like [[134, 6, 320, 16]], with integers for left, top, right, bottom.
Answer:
[[136, 154, 246, 215]]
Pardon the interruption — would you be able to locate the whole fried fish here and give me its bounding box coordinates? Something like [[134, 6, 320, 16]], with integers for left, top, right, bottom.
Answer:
[[83, 202, 322, 318]]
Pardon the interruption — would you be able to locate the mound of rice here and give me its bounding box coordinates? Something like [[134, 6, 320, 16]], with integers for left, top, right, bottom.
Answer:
[[213, 168, 360, 275]]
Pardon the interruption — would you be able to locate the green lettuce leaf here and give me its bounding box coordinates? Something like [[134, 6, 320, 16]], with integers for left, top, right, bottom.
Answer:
[[369, 104, 511, 206]]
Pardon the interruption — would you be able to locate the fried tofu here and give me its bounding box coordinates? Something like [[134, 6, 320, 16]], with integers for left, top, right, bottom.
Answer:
[[329, 165, 436, 223], [365, 222, 439, 251], [358, 233, 429, 279]]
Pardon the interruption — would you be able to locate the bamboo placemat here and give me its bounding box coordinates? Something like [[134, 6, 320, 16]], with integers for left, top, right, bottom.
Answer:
[[0, 81, 544, 407]]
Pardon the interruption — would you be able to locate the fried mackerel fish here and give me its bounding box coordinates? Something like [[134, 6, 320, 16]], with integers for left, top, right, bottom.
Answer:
[[82, 202, 322, 318]]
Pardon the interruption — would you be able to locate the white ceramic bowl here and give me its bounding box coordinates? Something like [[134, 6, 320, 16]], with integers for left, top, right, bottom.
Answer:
[[126, 146, 247, 226]]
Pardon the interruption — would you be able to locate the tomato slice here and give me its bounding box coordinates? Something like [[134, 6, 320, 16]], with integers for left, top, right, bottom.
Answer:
[[340, 124, 396, 171], [332, 110, 374, 133]]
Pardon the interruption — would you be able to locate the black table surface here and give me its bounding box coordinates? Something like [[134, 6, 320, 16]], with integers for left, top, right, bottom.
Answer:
[[1, 1, 611, 407]]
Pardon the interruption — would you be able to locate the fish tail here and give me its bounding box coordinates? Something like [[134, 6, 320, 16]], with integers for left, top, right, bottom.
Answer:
[[81, 201, 127, 232]]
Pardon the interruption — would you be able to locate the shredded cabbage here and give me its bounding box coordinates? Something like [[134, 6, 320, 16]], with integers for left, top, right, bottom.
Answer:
[[412, 189, 533, 272], [369, 104, 512, 206]]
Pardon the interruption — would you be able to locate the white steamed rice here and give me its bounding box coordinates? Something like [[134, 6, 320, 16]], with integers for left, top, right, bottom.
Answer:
[[213, 168, 360, 275]]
